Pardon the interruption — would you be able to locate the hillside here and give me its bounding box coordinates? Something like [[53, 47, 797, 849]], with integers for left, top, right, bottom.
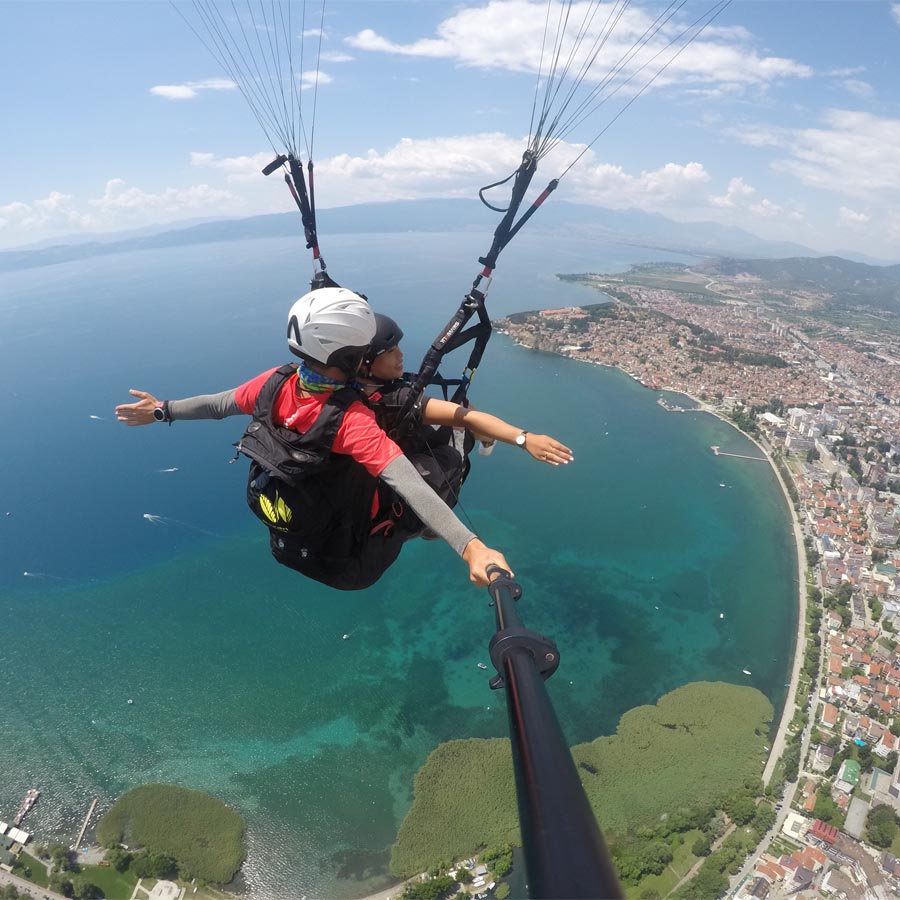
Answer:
[[0, 199, 826, 274], [698, 255, 900, 311]]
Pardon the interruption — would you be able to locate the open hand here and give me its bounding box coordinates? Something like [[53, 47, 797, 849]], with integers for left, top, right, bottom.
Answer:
[[115, 389, 160, 426], [525, 433, 573, 466]]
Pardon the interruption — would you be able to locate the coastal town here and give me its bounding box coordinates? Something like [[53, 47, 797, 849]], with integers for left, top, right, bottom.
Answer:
[[496, 261, 900, 899]]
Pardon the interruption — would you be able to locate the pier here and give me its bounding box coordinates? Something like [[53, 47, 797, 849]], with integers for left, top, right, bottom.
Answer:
[[72, 798, 98, 851], [710, 445, 766, 461]]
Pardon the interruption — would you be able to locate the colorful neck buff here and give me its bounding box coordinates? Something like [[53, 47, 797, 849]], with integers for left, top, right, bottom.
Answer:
[[297, 361, 355, 394]]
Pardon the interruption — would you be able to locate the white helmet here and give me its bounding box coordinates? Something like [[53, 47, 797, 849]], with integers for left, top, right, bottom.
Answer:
[[286, 287, 376, 376]]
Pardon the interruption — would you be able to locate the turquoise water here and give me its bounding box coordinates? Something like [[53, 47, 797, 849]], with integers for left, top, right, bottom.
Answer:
[[0, 232, 797, 898]]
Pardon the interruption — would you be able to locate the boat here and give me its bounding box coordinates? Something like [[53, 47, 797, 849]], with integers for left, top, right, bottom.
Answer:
[[13, 789, 40, 825], [477, 662, 488, 670], [742, 668, 752, 676]]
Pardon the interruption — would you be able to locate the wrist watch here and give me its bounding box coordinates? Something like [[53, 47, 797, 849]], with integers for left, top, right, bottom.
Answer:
[[515, 431, 528, 448], [153, 401, 170, 423]]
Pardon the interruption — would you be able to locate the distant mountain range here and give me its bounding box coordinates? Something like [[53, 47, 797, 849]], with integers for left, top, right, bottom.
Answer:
[[697, 255, 900, 312], [1, 199, 896, 274]]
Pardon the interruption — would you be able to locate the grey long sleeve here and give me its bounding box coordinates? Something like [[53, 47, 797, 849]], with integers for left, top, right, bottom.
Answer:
[[379, 455, 477, 557], [168, 390, 241, 420]]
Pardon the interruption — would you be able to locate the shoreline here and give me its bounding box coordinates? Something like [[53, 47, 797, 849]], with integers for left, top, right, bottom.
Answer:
[[504, 336, 807, 775], [683, 398, 807, 781]]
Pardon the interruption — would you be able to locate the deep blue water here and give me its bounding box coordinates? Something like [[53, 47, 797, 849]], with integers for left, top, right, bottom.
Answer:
[[0, 231, 796, 898]]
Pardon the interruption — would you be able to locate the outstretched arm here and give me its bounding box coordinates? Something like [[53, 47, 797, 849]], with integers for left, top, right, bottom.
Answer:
[[379, 455, 513, 586], [421, 398, 573, 466], [115, 389, 241, 425]]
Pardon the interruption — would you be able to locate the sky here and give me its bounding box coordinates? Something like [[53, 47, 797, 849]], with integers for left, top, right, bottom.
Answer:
[[1, 0, 900, 261]]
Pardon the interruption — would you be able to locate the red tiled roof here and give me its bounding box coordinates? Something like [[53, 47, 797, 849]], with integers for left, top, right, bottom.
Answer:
[[810, 819, 839, 844]]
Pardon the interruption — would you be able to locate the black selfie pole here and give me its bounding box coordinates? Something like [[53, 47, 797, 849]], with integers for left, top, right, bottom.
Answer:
[[485, 566, 623, 900]]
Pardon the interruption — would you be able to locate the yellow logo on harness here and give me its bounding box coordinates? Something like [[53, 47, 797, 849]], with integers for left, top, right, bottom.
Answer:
[[259, 492, 293, 525]]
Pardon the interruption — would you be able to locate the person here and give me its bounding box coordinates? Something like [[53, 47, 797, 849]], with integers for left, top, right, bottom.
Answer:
[[358, 312, 573, 512], [115, 287, 512, 591]]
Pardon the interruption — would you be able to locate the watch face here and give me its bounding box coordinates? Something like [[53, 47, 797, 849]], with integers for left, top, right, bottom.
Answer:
[[153, 407, 165, 421], [516, 433, 526, 446]]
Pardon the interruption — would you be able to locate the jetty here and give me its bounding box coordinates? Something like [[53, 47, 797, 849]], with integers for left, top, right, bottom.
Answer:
[[710, 445, 766, 462], [72, 797, 98, 851], [13, 789, 39, 826], [657, 397, 686, 412]]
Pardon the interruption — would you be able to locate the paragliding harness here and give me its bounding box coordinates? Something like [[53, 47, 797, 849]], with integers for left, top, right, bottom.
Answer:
[[234, 364, 406, 590], [372, 380, 475, 515]]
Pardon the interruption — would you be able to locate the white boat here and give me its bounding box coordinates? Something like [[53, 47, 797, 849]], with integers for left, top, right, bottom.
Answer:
[[477, 662, 488, 670], [742, 668, 752, 676]]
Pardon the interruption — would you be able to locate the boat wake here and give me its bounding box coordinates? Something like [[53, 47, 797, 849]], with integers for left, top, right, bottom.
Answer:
[[142, 513, 218, 536]]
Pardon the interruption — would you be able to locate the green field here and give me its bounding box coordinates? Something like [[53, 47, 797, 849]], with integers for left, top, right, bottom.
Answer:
[[78, 864, 139, 899], [12, 851, 49, 887], [391, 681, 772, 876]]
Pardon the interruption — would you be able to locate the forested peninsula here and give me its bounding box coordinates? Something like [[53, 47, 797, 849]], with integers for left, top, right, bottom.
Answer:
[[96, 784, 247, 884], [391, 682, 772, 892]]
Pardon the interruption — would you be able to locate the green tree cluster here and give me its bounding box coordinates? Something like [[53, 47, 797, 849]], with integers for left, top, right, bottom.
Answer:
[[481, 844, 513, 878], [131, 851, 177, 879], [47, 874, 101, 899], [403, 874, 456, 900], [865, 805, 900, 849]]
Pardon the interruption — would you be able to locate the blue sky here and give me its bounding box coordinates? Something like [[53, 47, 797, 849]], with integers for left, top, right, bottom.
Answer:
[[2, 1, 900, 261]]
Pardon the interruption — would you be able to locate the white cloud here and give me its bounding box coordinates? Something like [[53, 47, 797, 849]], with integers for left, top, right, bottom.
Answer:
[[710, 177, 756, 209], [150, 78, 236, 100], [842, 79, 874, 97], [347, 0, 812, 94], [151, 85, 197, 100], [568, 160, 711, 209], [321, 133, 522, 202], [299, 69, 333, 90], [312, 130, 716, 213], [0, 191, 93, 234], [748, 199, 782, 217], [827, 66, 866, 78], [839, 206, 870, 226], [723, 124, 788, 149], [773, 109, 900, 199], [301, 27, 323, 38], [185, 134, 773, 225], [191, 151, 281, 182], [319, 50, 353, 63], [89, 179, 239, 222], [893, 4, 900, 27]]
